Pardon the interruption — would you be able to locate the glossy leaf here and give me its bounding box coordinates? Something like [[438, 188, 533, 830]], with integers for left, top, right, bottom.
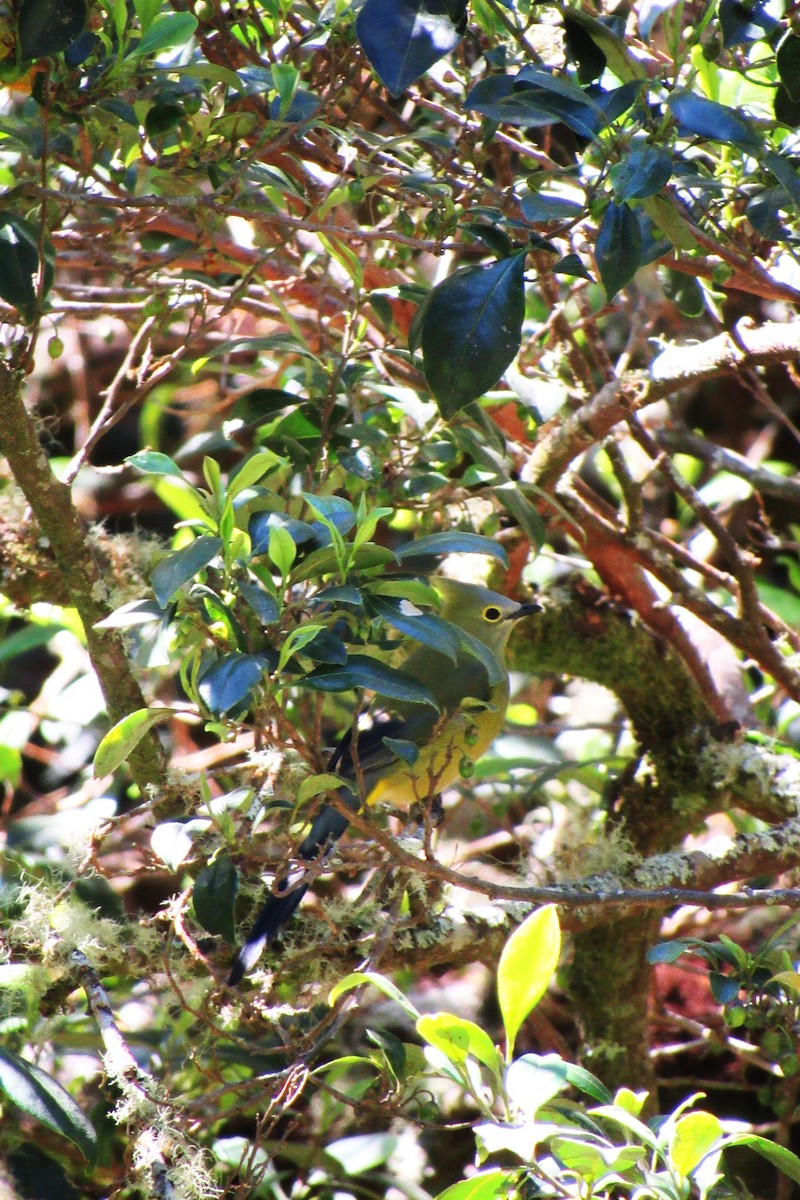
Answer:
[[132, 11, 198, 57], [721, 1134, 800, 1183], [237, 579, 280, 625], [668, 91, 760, 150], [367, 595, 461, 661], [197, 654, 269, 715], [611, 145, 672, 200], [302, 655, 438, 707], [151, 536, 223, 606], [419, 252, 526, 418], [396, 531, 508, 564], [193, 855, 238, 943], [497, 904, 561, 1058], [0, 1047, 97, 1165], [127, 450, 188, 480], [561, 9, 648, 82], [777, 33, 800, 101], [0, 215, 45, 321], [356, 0, 467, 96], [719, 0, 780, 48], [93, 707, 173, 778], [595, 202, 642, 300], [17, 0, 86, 59]]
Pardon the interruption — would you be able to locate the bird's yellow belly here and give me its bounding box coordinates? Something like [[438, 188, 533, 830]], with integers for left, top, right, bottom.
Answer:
[[364, 705, 504, 809]]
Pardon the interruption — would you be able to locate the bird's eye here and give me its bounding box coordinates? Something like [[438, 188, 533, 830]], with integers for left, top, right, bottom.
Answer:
[[483, 605, 503, 622]]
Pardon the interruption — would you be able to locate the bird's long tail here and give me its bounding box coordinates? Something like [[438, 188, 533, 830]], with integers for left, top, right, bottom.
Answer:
[[227, 803, 351, 985]]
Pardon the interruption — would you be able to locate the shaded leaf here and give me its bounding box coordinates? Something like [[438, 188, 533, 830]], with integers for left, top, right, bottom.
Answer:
[[356, 0, 467, 96], [777, 33, 800, 101], [132, 11, 198, 57], [302, 655, 438, 707], [17, 0, 86, 59], [193, 856, 238, 944], [668, 91, 760, 150], [151, 536, 223, 606], [367, 595, 462, 661], [197, 654, 269, 715], [396, 531, 508, 564], [419, 253, 526, 418], [0, 215, 48, 322], [0, 1047, 97, 1165], [721, 1135, 800, 1185], [596, 202, 642, 299], [611, 145, 672, 200], [719, 0, 780, 48]]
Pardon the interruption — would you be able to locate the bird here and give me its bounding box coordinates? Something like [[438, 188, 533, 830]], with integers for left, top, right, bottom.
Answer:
[[227, 578, 540, 984]]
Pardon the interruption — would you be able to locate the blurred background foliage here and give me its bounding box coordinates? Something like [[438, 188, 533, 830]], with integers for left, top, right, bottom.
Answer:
[[2, 0, 800, 1195]]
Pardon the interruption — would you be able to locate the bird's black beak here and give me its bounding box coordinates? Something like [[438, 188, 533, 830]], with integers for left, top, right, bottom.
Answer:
[[507, 601, 542, 621]]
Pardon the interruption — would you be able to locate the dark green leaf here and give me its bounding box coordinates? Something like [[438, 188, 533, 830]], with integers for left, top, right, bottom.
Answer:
[[0, 215, 43, 321], [765, 151, 800, 206], [552, 252, 593, 280], [367, 594, 462, 660], [238, 579, 280, 625], [462, 221, 514, 257], [249, 513, 316, 557], [303, 628, 349, 665], [193, 856, 238, 944], [560, 9, 648, 82], [611, 145, 672, 200], [0, 1047, 97, 1165], [710, 971, 741, 1004], [396, 531, 508, 565], [356, 0, 467, 96], [646, 939, 698, 964], [302, 655, 438, 707], [420, 252, 527, 418], [777, 33, 800, 101], [151, 536, 223, 607], [563, 15, 606, 84], [595, 202, 642, 300], [660, 268, 705, 316], [366, 1028, 407, 1077], [775, 84, 800, 127], [520, 192, 583, 222], [382, 738, 420, 766], [668, 91, 760, 150], [17, 0, 86, 60], [197, 654, 269, 716], [722, 1134, 800, 1184], [719, 0, 780, 48]]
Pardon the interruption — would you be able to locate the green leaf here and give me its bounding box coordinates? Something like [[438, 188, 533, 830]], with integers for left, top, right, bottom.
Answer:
[[17, 0, 86, 59], [595, 202, 642, 300], [193, 856, 238, 943], [667, 91, 760, 150], [432, 1171, 509, 1200], [131, 11, 198, 57], [497, 904, 561, 1058], [197, 654, 268, 716], [355, 0, 466, 97], [560, 8, 648, 82], [417, 1013, 501, 1077], [0, 1046, 97, 1165], [611, 146, 672, 201], [419, 252, 527, 419], [396, 531, 509, 565], [329, 970, 421, 1019], [0, 215, 51, 322], [670, 1111, 723, 1175], [127, 451, 188, 480], [367, 595, 461, 661], [721, 1134, 800, 1184], [297, 772, 352, 805], [777, 33, 800, 101], [268, 524, 297, 577], [93, 707, 172, 778], [151, 535, 223, 606], [302, 655, 438, 708]]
